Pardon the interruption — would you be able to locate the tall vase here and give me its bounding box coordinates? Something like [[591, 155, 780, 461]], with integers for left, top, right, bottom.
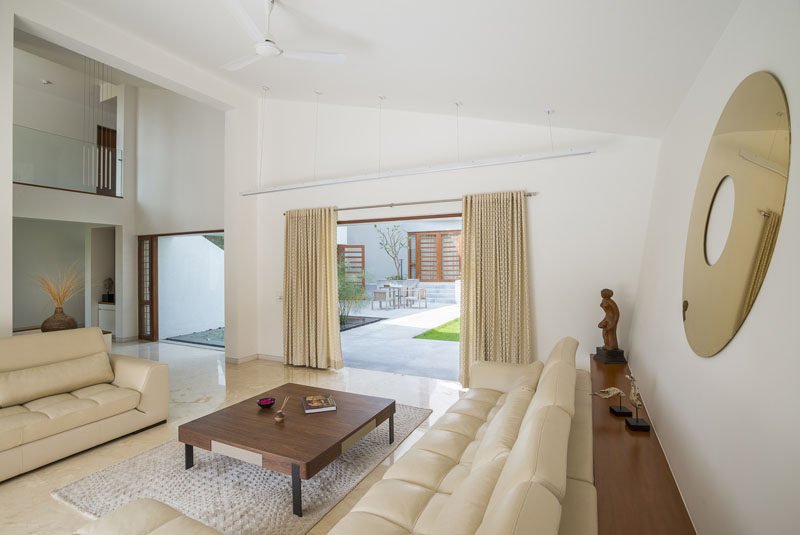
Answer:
[[41, 306, 78, 332]]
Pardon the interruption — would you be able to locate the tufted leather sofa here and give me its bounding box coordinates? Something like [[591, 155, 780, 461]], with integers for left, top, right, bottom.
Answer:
[[330, 336, 596, 535], [0, 327, 169, 482]]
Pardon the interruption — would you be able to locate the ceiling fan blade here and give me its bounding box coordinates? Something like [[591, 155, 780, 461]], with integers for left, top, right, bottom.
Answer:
[[221, 0, 264, 43], [222, 54, 262, 71], [281, 50, 346, 62]]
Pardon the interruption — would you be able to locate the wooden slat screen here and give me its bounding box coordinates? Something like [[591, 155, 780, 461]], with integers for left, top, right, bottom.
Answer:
[[337, 244, 365, 287], [138, 235, 158, 341], [407, 230, 462, 282]]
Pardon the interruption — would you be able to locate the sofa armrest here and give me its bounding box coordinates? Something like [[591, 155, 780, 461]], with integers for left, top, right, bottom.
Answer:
[[109, 355, 169, 421], [469, 360, 544, 392]]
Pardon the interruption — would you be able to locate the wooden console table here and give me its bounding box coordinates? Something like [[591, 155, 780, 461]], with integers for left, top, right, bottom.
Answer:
[[590, 357, 695, 534]]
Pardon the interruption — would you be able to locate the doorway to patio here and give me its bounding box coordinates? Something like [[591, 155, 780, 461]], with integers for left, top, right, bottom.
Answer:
[[337, 215, 462, 381]]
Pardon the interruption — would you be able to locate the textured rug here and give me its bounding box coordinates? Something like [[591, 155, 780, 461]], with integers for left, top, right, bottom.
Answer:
[[52, 404, 431, 535]]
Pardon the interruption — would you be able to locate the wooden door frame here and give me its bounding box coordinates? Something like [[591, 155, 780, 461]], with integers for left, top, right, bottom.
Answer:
[[137, 229, 224, 341], [96, 125, 117, 197]]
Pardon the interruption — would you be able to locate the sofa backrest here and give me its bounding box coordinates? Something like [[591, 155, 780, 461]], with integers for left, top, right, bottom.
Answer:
[[0, 328, 114, 407], [543, 336, 579, 372], [475, 480, 562, 535], [471, 385, 535, 470], [0, 327, 109, 372]]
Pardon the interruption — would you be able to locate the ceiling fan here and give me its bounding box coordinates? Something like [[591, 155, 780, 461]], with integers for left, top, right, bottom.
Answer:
[[221, 0, 345, 71]]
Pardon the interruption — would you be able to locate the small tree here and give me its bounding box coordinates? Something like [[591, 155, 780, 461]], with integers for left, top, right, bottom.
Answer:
[[338, 259, 365, 325], [374, 224, 408, 280]]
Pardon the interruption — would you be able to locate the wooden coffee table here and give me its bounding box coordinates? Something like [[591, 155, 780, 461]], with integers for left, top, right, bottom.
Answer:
[[177, 383, 396, 517]]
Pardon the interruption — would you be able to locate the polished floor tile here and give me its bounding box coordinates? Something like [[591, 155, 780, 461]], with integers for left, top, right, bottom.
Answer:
[[0, 341, 461, 535]]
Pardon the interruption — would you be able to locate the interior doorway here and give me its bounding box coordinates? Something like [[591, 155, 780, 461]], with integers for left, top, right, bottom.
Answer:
[[138, 231, 225, 347], [337, 215, 462, 380]]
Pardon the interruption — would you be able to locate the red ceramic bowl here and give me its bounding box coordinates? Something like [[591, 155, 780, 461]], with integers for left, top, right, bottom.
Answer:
[[257, 397, 276, 409]]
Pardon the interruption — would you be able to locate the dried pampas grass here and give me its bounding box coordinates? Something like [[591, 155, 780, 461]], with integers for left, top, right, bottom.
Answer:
[[36, 263, 83, 308]]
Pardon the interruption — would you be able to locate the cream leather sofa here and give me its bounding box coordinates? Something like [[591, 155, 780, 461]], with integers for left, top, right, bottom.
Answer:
[[330, 336, 596, 535], [0, 327, 169, 482], [75, 498, 221, 535]]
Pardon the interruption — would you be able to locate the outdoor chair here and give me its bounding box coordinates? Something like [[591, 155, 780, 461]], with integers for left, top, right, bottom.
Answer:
[[372, 290, 390, 309], [398, 286, 411, 307], [406, 288, 428, 308]]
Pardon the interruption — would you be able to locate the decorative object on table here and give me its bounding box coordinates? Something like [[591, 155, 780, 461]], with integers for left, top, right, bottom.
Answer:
[[594, 288, 627, 363], [257, 397, 276, 409], [37, 263, 82, 332], [594, 387, 632, 417], [302, 394, 336, 414], [101, 277, 114, 303], [624, 374, 650, 432], [274, 396, 289, 423]]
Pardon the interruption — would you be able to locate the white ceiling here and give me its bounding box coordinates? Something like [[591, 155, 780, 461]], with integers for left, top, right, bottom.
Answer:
[[58, 0, 741, 137]]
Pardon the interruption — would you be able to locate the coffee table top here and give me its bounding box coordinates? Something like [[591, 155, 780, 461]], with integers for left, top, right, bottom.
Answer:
[[178, 383, 395, 479]]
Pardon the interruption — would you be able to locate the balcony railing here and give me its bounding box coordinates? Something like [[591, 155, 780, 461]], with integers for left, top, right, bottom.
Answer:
[[13, 124, 123, 197]]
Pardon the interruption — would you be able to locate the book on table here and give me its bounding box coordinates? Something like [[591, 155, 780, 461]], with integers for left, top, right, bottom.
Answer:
[[302, 394, 336, 414]]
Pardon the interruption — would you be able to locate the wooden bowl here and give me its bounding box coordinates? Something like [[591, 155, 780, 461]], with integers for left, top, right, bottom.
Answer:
[[274, 411, 285, 423]]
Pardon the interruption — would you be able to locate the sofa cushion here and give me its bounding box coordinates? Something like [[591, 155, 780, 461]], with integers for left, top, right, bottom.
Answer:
[[0, 352, 114, 407], [472, 385, 534, 470], [433, 454, 507, 535], [328, 511, 409, 535], [75, 498, 221, 535], [383, 449, 457, 491], [567, 373, 594, 484], [488, 405, 572, 508], [476, 481, 562, 535], [0, 384, 140, 452], [349, 479, 435, 532], [468, 360, 544, 392]]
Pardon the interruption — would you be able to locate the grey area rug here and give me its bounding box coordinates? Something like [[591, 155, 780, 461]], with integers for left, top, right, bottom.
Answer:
[[52, 404, 431, 535]]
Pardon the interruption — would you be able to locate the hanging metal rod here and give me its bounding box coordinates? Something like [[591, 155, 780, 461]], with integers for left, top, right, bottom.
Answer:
[[242, 147, 595, 197], [281, 193, 537, 215]]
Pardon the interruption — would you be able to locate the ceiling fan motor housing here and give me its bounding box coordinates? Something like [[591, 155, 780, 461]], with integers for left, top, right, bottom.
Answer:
[[256, 40, 281, 56]]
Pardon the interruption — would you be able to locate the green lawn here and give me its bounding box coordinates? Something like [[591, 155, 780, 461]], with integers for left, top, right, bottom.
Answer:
[[414, 318, 460, 342]]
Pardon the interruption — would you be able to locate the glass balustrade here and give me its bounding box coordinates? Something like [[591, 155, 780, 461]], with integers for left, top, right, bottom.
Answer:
[[13, 124, 123, 197]]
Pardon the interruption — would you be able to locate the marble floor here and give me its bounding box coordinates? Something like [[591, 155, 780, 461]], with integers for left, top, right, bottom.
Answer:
[[0, 341, 462, 535]]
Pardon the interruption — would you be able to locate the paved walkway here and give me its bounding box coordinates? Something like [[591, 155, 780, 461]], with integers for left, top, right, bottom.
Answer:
[[341, 304, 460, 381]]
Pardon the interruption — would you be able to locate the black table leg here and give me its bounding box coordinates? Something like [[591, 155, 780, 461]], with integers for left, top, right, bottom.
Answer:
[[185, 444, 194, 469], [292, 464, 302, 517], [389, 413, 394, 444]]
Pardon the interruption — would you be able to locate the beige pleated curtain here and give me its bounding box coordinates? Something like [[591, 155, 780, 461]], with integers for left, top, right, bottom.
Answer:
[[283, 207, 343, 370], [459, 191, 533, 386]]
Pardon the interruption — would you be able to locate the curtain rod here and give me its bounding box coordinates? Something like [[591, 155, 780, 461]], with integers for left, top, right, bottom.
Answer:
[[242, 147, 595, 196], [282, 192, 538, 215]]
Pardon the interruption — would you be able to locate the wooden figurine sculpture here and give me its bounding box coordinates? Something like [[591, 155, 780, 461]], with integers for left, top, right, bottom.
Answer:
[[594, 288, 627, 363], [594, 387, 632, 417], [624, 374, 650, 432]]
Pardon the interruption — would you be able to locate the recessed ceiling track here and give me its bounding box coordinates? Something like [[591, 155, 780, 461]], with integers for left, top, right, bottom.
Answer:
[[240, 147, 596, 196]]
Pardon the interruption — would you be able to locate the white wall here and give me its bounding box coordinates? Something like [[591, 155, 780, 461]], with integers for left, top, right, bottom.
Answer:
[[136, 88, 224, 235], [86, 226, 115, 328], [628, 1, 800, 533], [257, 99, 660, 362], [0, 10, 14, 336], [12, 218, 86, 329], [157, 235, 224, 339]]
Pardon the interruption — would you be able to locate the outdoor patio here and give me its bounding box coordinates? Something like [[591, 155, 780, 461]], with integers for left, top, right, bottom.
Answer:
[[340, 302, 460, 381]]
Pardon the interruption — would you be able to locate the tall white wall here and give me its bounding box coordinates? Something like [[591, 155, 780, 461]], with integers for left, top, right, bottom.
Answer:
[[1, 1, 260, 357], [157, 235, 224, 339], [136, 88, 224, 235], [628, 1, 800, 533], [257, 99, 660, 362], [12, 218, 86, 329]]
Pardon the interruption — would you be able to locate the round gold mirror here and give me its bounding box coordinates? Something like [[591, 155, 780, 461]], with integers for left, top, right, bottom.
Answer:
[[683, 71, 790, 357]]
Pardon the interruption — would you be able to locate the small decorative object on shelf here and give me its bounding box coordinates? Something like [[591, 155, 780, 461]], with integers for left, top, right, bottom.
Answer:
[[624, 374, 650, 432], [594, 387, 633, 417], [302, 394, 336, 414], [594, 288, 627, 363], [274, 396, 289, 423], [102, 277, 115, 303]]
